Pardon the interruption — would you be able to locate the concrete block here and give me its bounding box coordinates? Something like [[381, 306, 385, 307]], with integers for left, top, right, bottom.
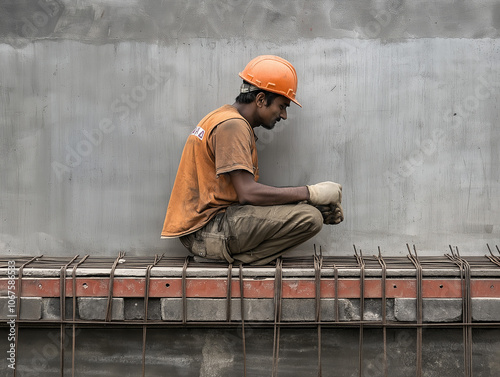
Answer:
[[320, 299, 350, 321], [472, 298, 500, 322], [394, 298, 462, 322], [78, 298, 124, 321], [363, 298, 395, 321], [124, 298, 161, 320], [0, 297, 42, 320], [232, 298, 274, 321], [21, 298, 43, 320], [282, 299, 315, 321], [161, 298, 226, 321], [161, 298, 183, 321], [161, 298, 275, 322], [42, 298, 77, 320], [320, 299, 395, 322], [161, 298, 227, 322]]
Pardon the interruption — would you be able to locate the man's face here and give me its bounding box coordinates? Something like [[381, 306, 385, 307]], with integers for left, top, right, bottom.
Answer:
[[258, 95, 291, 130]]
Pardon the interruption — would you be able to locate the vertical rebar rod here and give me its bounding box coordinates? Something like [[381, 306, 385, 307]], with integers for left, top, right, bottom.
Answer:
[[447, 246, 473, 377], [71, 254, 89, 377], [105, 252, 126, 322], [354, 246, 365, 377], [486, 244, 500, 268], [239, 264, 247, 377], [13, 255, 40, 377], [377, 247, 388, 377], [314, 246, 323, 377], [181, 257, 189, 324], [272, 257, 283, 377], [60, 255, 79, 377], [142, 254, 163, 377], [226, 263, 233, 322], [407, 244, 423, 377]]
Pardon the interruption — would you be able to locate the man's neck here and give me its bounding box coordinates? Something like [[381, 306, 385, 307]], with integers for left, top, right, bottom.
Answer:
[[232, 102, 259, 128]]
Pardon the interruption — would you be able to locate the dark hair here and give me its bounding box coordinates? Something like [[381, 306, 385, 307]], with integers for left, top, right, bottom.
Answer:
[[235, 88, 280, 106]]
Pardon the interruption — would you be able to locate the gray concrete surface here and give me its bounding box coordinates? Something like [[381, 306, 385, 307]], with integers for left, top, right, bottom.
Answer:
[[0, 3, 499, 259]]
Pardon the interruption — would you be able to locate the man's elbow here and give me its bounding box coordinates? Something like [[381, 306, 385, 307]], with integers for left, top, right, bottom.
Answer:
[[235, 191, 256, 205], [236, 194, 252, 205]]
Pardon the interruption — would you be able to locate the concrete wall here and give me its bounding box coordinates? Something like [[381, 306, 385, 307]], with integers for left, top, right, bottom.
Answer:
[[0, 0, 499, 258]]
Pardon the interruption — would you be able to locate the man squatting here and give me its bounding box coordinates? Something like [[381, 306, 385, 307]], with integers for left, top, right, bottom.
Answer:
[[161, 55, 343, 265]]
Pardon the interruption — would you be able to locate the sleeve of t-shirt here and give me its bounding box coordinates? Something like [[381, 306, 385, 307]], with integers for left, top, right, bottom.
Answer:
[[211, 118, 255, 176]]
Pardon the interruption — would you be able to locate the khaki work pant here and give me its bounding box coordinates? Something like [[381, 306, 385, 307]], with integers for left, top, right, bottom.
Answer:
[[180, 203, 323, 265]]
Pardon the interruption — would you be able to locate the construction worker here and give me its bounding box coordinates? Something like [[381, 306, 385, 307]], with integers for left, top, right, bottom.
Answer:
[[161, 55, 343, 265]]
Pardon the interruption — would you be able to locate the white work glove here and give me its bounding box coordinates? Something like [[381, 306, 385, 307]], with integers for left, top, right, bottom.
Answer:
[[307, 181, 342, 206]]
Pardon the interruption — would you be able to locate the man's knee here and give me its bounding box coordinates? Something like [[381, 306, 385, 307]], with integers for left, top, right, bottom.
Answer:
[[299, 204, 323, 235]]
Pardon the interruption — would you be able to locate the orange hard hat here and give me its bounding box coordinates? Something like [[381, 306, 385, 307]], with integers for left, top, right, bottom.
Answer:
[[239, 55, 302, 107]]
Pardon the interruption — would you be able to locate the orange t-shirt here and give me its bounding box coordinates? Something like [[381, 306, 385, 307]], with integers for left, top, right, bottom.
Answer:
[[161, 105, 259, 238]]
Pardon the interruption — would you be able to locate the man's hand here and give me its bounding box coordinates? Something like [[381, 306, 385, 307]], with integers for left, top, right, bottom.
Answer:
[[307, 181, 342, 206], [315, 203, 344, 225]]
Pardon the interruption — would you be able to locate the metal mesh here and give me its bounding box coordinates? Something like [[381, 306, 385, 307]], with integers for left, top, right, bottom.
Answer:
[[1, 244, 499, 377]]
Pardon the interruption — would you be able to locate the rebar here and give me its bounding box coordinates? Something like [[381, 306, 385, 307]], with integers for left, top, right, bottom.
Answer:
[[1, 245, 500, 377]]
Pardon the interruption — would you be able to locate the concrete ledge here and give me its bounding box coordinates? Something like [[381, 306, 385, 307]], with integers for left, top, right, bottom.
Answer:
[[2, 296, 500, 324], [77, 298, 124, 321], [13, 266, 500, 278]]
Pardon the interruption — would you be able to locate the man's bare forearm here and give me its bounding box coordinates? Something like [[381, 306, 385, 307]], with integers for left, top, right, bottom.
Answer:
[[237, 182, 309, 205], [229, 170, 310, 206]]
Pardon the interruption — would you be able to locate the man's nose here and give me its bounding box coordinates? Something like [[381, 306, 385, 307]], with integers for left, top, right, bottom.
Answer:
[[280, 109, 287, 120]]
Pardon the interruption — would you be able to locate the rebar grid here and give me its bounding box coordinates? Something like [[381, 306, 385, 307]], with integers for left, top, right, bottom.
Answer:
[[1, 244, 500, 377]]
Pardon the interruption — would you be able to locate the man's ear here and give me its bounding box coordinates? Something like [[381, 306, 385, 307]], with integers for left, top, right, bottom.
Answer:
[[255, 92, 266, 108]]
